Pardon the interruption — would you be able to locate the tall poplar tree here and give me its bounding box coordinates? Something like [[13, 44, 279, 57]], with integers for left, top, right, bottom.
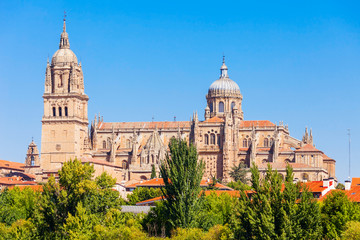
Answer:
[[159, 138, 205, 228]]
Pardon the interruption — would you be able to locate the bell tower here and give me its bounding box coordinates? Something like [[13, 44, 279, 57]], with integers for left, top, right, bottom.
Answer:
[[40, 17, 89, 171]]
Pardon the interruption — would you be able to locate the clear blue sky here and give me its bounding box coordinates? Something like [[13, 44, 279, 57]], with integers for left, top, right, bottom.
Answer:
[[0, 1, 359, 183]]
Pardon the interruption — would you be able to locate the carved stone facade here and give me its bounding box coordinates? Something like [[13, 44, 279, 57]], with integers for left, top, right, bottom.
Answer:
[[26, 20, 336, 183]]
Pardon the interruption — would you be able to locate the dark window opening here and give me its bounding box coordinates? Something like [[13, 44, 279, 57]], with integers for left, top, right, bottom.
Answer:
[[65, 107, 68, 116], [52, 107, 56, 116], [58, 107, 62, 117], [219, 101, 224, 112]]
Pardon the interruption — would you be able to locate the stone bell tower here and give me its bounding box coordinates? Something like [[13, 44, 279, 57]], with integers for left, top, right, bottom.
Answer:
[[40, 17, 89, 171]]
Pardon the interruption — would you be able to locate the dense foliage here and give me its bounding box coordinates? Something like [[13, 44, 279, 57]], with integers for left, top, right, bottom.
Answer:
[[0, 141, 359, 239], [159, 137, 205, 229]]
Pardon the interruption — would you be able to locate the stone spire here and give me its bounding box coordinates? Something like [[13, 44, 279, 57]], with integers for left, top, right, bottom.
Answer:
[[220, 55, 228, 78], [59, 15, 70, 49]]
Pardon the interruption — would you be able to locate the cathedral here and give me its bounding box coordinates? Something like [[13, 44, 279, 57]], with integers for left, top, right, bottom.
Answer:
[[25, 19, 336, 183]]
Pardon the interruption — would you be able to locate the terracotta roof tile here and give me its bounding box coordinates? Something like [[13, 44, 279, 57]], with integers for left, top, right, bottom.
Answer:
[[202, 116, 224, 123], [295, 144, 323, 153], [0, 160, 25, 171], [239, 120, 275, 128], [0, 177, 36, 186], [98, 121, 191, 130], [351, 178, 360, 188], [322, 153, 334, 160]]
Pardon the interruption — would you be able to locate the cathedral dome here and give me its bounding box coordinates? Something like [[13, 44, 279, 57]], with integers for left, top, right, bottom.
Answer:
[[208, 58, 241, 95], [51, 19, 78, 65], [51, 48, 78, 65]]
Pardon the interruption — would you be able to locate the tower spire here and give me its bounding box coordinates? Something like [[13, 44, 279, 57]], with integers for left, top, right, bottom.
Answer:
[[59, 12, 70, 49], [220, 55, 228, 78]]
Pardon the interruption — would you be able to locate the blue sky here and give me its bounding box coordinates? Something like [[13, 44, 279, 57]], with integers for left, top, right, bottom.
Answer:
[[0, 1, 359, 183]]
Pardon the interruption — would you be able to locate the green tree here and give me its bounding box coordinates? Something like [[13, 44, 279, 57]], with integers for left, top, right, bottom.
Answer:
[[336, 183, 345, 190], [233, 163, 322, 240], [151, 165, 157, 179], [229, 162, 248, 183], [321, 191, 360, 239], [159, 137, 205, 229], [127, 187, 163, 205], [342, 221, 360, 240]]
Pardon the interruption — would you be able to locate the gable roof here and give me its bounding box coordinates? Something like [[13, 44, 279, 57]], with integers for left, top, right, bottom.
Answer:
[[98, 121, 191, 130], [239, 120, 275, 128], [295, 144, 323, 153], [351, 178, 360, 188], [202, 116, 224, 123], [0, 160, 25, 171]]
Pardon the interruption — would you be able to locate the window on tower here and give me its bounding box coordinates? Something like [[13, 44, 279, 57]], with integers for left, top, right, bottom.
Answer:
[[219, 101, 224, 112], [65, 107, 68, 116], [205, 134, 209, 145], [210, 134, 215, 144], [58, 107, 62, 117], [243, 139, 248, 148], [52, 107, 56, 117], [264, 138, 269, 147], [231, 102, 235, 110]]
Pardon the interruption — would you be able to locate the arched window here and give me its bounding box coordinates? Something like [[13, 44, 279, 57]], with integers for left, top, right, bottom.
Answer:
[[219, 101, 224, 112], [65, 107, 68, 116], [210, 134, 216, 145], [243, 139, 248, 148], [31, 156, 35, 166], [126, 139, 131, 148], [58, 107, 62, 117], [217, 134, 221, 146], [264, 138, 269, 147], [140, 175, 147, 181], [102, 140, 106, 149], [122, 160, 127, 169], [209, 102, 213, 112], [205, 134, 209, 145], [231, 102, 236, 110], [52, 107, 56, 117], [147, 156, 150, 164]]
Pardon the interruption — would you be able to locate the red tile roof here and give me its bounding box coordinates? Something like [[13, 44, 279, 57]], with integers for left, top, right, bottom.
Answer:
[[345, 186, 360, 202], [351, 178, 360, 188], [295, 144, 323, 153], [98, 121, 191, 130], [202, 116, 224, 123], [0, 177, 36, 186], [0, 160, 25, 171], [322, 153, 334, 160], [239, 120, 275, 128]]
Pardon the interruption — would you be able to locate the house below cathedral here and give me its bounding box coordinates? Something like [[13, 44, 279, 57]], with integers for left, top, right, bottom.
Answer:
[[24, 19, 336, 183]]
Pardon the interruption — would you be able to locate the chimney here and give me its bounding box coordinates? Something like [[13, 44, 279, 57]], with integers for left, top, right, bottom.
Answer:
[[323, 178, 329, 188], [345, 180, 351, 191]]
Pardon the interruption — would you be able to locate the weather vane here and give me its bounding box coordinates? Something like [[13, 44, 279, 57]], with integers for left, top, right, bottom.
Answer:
[[64, 11, 67, 21]]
